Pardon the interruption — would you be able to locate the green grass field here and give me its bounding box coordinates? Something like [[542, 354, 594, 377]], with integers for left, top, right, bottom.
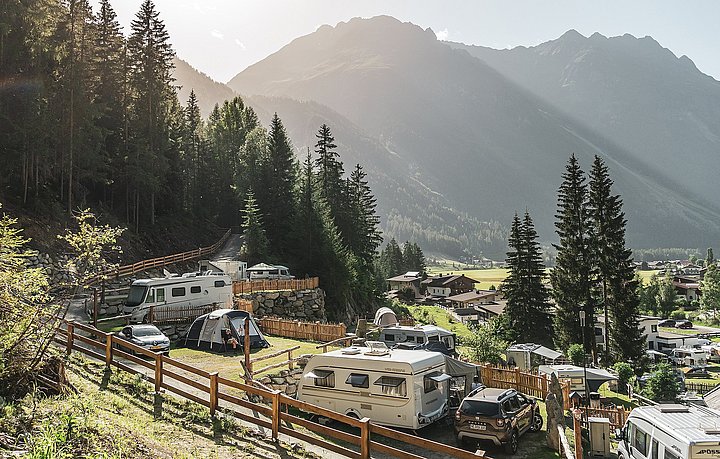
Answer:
[[405, 305, 474, 340]]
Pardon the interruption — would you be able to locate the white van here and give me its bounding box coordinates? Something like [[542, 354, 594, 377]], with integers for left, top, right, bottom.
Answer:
[[670, 348, 708, 367], [617, 404, 720, 459], [123, 271, 232, 323], [379, 324, 457, 354], [247, 263, 294, 280], [296, 342, 451, 430]]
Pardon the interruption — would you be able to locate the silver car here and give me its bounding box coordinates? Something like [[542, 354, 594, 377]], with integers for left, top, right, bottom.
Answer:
[[115, 324, 170, 355]]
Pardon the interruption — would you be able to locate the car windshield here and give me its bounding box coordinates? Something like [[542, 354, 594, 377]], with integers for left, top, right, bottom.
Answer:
[[460, 400, 500, 416], [125, 286, 148, 307], [132, 327, 162, 337]]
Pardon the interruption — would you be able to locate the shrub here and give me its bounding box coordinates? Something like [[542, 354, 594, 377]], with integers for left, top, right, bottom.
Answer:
[[613, 362, 634, 393], [643, 363, 680, 402], [669, 310, 687, 320], [567, 344, 586, 366]]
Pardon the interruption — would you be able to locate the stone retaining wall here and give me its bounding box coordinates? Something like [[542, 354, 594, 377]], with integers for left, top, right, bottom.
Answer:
[[238, 288, 325, 321]]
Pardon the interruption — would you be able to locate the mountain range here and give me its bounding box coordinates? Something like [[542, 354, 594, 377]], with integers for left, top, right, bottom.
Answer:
[[172, 16, 720, 258]]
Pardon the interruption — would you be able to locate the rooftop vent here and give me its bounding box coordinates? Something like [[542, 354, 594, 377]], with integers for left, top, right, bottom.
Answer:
[[656, 404, 690, 413], [340, 347, 362, 355], [364, 341, 390, 356]]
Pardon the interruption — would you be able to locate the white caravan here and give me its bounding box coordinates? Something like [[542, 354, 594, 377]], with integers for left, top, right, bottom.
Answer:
[[378, 324, 457, 354], [296, 342, 451, 430], [617, 404, 720, 459], [670, 348, 708, 367], [123, 271, 233, 323], [247, 263, 294, 280]]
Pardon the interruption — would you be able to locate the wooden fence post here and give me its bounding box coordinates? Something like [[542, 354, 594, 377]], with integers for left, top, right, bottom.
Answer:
[[360, 417, 371, 459], [155, 354, 163, 393], [93, 288, 98, 327], [105, 333, 113, 367], [514, 367, 521, 390], [288, 349, 294, 371], [573, 409, 583, 459], [271, 391, 281, 441], [66, 321, 74, 355], [244, 322, 251, 380], [209, 372, 218, 417]]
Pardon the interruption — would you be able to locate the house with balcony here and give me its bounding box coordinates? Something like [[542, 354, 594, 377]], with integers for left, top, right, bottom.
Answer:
[[386, 271, 424, 299], [421, 274, 479, 298]]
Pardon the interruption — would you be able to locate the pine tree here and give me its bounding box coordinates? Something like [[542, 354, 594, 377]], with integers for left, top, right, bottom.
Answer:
[[348, 164, 382, 265], [551, 155, 594, 356], [313, 124, 349, 236], [261, 113, 297, 257], [126, 0, 175, 228], [503, 212, 552, 345], [402, 241, 427, 275], [589, 156, 645, 365], [241, 191, 268, 266], [707, 248, 715, 267]]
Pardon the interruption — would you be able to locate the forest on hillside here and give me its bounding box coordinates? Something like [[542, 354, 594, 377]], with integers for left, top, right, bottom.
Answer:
[[0, 0, 396, 320]]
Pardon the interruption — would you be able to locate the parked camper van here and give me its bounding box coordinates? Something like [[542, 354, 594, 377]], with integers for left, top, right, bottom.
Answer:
[[378, 324, 457, 355], [296, 342, 451, 430], [538, 365, 618, 395], [123, 271, 232, 323], [670, 348, 708, 367], [247, 263, 294, 280], [617, 404, 720, 459]]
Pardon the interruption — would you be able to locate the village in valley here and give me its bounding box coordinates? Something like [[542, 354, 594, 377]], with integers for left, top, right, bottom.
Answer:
[[4, 2, 720, 459]]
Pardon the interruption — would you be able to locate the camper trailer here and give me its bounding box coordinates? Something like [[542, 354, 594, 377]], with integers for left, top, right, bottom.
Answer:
[[617, 404, 720, 459], [247, 263, 294, 280], [123, 271, 232, 323], [538, 365, 617, 395], [297, 342, 451, 430], [378, 324, 457, 355], [506, 343, 563, 370], [198, 259, 247, 282], [670, 348, 708, 367]]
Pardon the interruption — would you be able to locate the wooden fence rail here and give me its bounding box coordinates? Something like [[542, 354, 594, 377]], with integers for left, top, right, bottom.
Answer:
[[232, 277, 319, 294], [581, 406, 629, 428], [478, 364, 571, 406], [685, 381, 720, 394], [148, 303, 219, 324], [86, 229, 232, 286], [55, 321, 488, 459], [259, 317, 346, 342]]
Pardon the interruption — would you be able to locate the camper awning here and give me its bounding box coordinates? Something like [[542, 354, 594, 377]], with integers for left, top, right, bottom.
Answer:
[[429, 373, 452, 383], [532, 346, 562, 360], [374, 376, 405, 387], [305, 369, 333, 379]]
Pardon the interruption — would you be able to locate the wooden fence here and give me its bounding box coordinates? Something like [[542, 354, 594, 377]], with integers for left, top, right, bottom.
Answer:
[[478, 365, 571, 406], [233, 277, 319, 294], [580, 406, 629, 429], [259, 317, 347, 342], [55, 321, 488, 459], [86, 229, 232, 286], [148, 303, 219, 325], [686, 381, 720, 394]]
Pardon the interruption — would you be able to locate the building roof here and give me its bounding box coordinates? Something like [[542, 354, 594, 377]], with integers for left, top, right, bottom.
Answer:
[[658, 331, 698, 340], [446, 290, 496, 303], [386, 272, 422, 283], [453, 307, 480, 316], [421, 274, 480, 287], [477, 302, 506, 316]]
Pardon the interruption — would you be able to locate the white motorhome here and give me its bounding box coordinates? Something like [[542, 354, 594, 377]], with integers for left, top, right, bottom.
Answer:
[[617, 404, 720, 459], [670, 348, 708, 367], [247, 263, 294, 280], [538, 365, 618, 395], [123, 271, 232, 323], [296, 342, 451, 430], [378, 324, 457, 354]]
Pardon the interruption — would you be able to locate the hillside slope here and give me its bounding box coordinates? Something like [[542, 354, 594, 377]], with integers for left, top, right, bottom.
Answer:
[[227, 16, 720, 248]]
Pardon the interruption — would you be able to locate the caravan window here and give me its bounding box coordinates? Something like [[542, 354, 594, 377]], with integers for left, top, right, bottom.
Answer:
[[384, 333, 395, 342], [156, 288, 165, 303], [146, 289, 155, 303], [424, 373, 439, 393], [651, 439, 658, 459], [417, 336, 425, 344], [214, 280, 226, 288], [374, 376, 407, 397], [190, 286, 201, 294], [346, 373, 369, 388], [307, 369, 334, 388], [171, 287, 186, 297], [428, 335, 439, 342]]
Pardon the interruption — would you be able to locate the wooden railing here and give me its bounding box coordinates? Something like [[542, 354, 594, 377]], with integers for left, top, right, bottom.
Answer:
[[249, 345, 301, 377], [233, 277, 319, 294], [259, 317, 346, 342], [55, 321, 488, 459], [478, 364, 571, 406], [558, 424, 575, 459], [86, 229, 232, 285], [581, 406, 629, 428], [685, 381, 720, 394]]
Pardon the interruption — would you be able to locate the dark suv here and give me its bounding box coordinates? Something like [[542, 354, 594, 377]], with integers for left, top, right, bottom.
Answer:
[[454, 388, 542, 454]]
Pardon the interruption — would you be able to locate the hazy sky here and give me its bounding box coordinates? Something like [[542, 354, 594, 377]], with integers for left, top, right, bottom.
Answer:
[[100, 0, 720, 83]]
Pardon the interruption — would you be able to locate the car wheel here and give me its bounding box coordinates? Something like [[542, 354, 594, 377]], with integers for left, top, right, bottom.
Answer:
[[505, 430, 519, 455], [530, 411, 543, 432]]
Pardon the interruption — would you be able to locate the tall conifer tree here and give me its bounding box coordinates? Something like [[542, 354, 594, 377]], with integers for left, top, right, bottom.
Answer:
[[551, 155, 595, 356]]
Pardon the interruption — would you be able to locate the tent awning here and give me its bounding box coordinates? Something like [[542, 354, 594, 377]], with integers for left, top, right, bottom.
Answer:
[[532, 346, 562, 360], [429, 373, 452, 383]]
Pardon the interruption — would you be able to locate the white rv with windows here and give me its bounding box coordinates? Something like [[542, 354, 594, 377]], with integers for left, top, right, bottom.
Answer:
[[296, 342, 451, 430], [123, 271, 233, 323], [670, 348, 708, 367], [617, 404, 720, 459], [247, 263, 294, 280], [378, 324, 457, 354]]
